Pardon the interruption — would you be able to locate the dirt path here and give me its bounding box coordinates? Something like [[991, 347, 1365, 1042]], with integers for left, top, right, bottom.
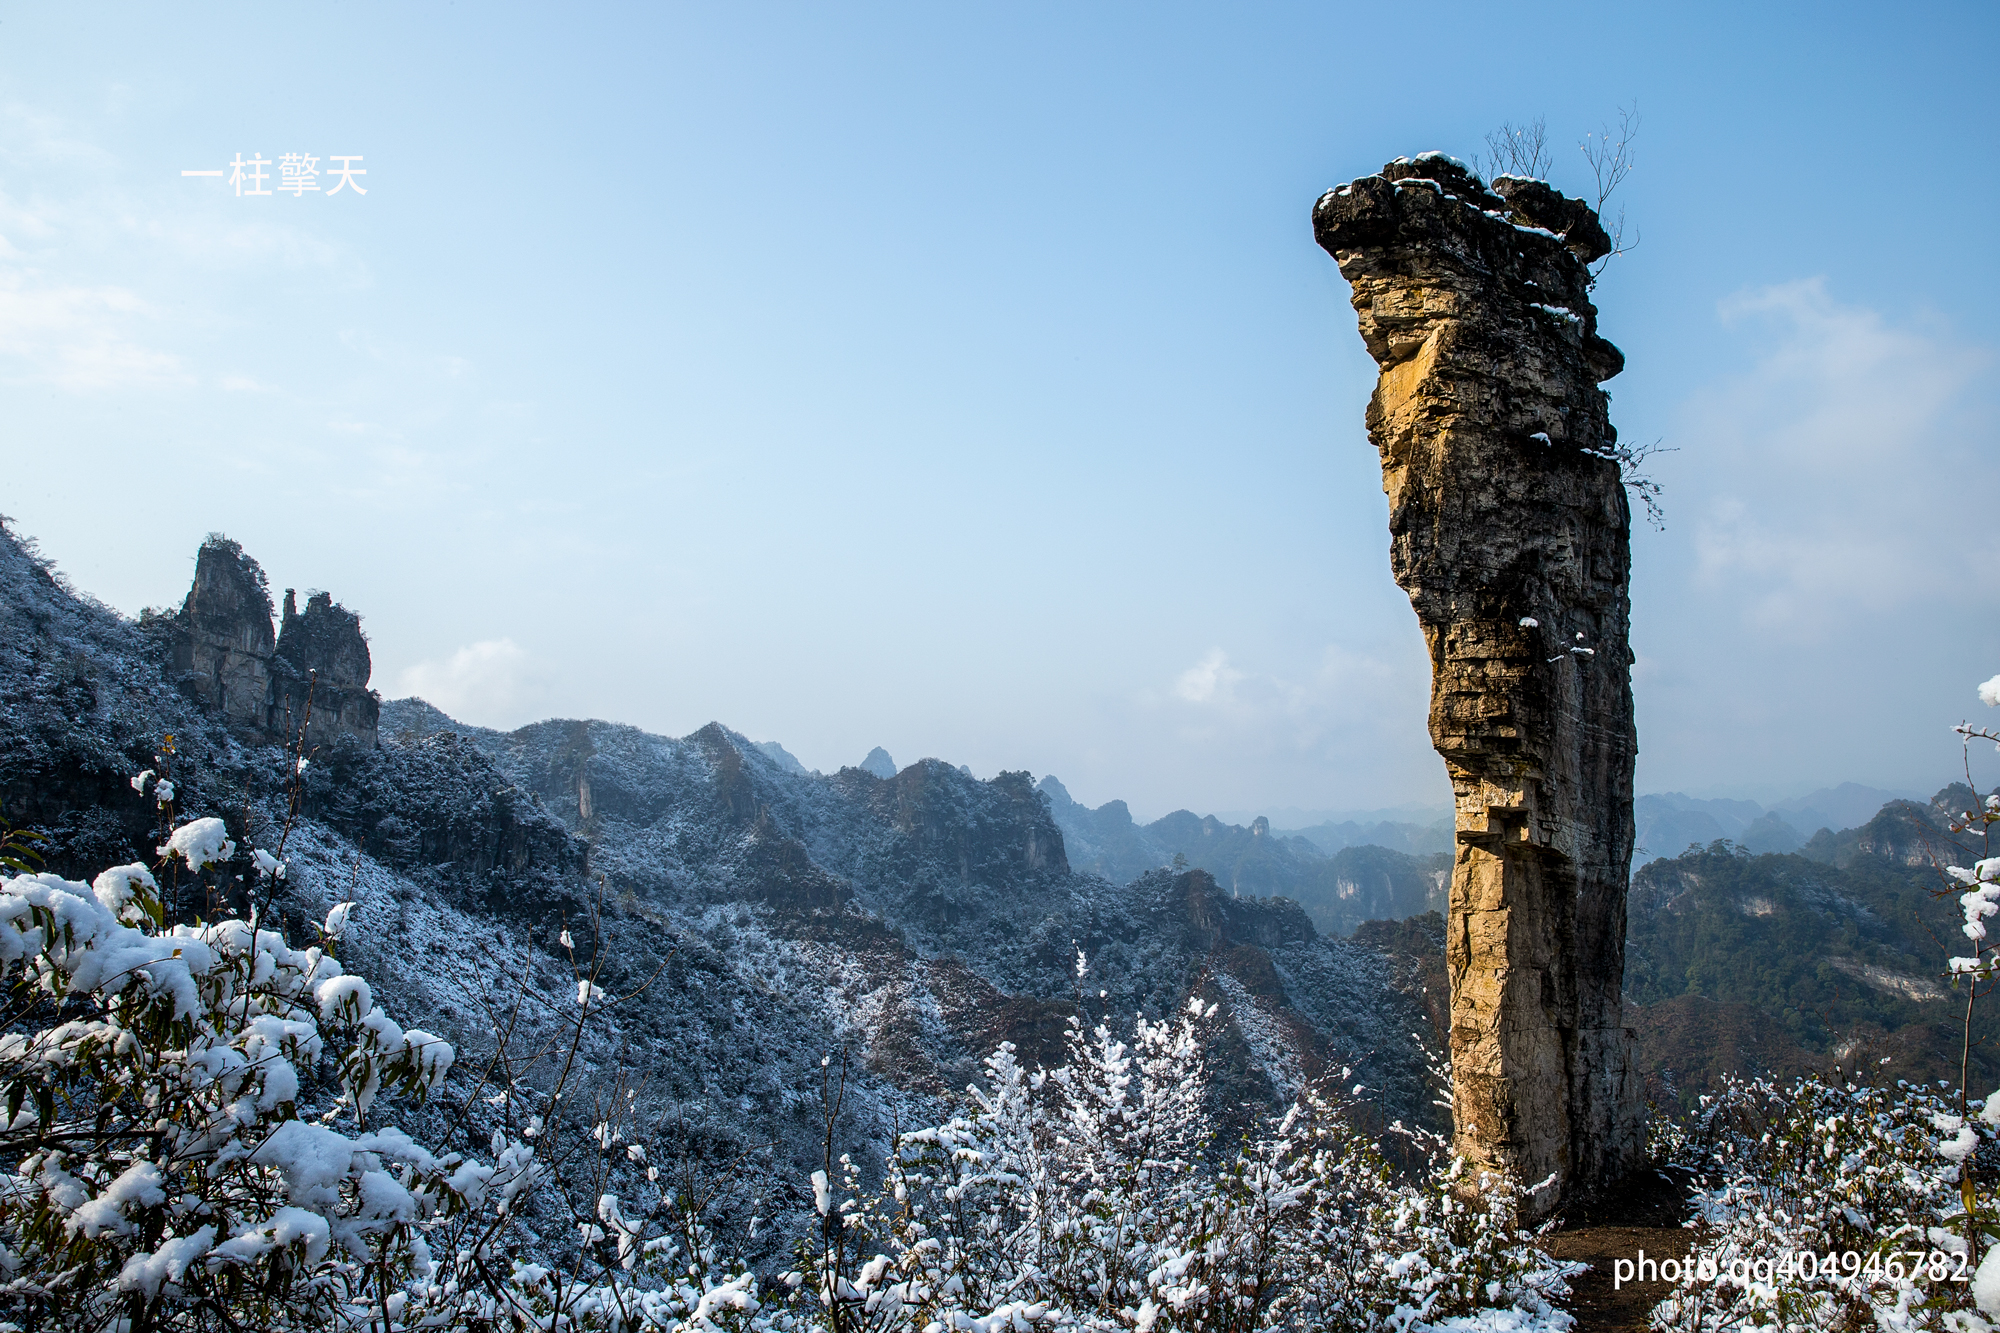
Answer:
[[1540, 1167, 1699, 1331], [1544, 1225, 1696, 1332]]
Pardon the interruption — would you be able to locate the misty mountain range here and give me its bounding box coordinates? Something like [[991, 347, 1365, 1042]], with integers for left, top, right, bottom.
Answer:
[[744, 738, 1908, 884], [1633, 784, 1919, 865], [795, 754, 1921, 935], [0, 515, 1975, 1225], [0, 523, 1452, 1261], [724, 745, 1462, 940]]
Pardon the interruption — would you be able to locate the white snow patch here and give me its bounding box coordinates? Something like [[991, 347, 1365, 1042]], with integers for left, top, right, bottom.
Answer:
[[158, 818, 233, 871], [1214, 972, 1305, 1105]]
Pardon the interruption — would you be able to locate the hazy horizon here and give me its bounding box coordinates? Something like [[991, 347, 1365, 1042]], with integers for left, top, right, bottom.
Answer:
[[373, 681, 1926, 830]]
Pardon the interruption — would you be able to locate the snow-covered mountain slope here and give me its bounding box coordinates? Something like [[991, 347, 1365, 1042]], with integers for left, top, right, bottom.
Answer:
[[0, 523, 1447, 1266], [376, 699, 1445, 1129]]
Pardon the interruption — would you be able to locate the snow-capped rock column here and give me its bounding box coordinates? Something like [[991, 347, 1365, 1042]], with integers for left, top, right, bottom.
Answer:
[[1312, 153, 1643, 1219]]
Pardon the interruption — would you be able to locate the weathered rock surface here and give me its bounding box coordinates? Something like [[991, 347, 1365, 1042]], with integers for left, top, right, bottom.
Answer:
[[171, 537, 277, 733], [1313, 153, 1644, 1216], [275, 588, 380, 751], [169, 536, 379, 750]]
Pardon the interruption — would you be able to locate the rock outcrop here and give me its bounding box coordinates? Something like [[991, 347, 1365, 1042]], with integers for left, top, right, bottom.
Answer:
[[275, 589, 380, 751], [172, 537, 278, 733], [1312, 153, 1643, 1217], [171, 536, 379, 751]]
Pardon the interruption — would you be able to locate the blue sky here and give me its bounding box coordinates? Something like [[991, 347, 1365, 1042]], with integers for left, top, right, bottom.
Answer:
[[3, 2, 1997, 820]]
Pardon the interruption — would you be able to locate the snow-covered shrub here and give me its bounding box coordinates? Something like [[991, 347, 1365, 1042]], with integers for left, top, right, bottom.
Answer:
[[785, 984, 1574, 1333], [1652, 1073, 1989, 1332], [0, 838, 469, 1329], [0, 806, 762, 1332], [1637, 678, 2000, 1331]]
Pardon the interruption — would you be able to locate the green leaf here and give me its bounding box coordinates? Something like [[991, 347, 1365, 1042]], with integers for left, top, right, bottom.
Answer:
[[0, 816, 43, 875]]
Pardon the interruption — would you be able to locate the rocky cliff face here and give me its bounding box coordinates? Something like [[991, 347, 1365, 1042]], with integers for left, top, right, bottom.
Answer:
[[169, 536, 379, 750], [171, 537, 277, 732], [275, 589, 380, 751], [1313, 153, 1643, 1216]]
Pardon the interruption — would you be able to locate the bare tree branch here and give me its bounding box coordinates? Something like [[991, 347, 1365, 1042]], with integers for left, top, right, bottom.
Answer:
[[1479, 117, 1552, 181], [1580, 103, 1641, 280]]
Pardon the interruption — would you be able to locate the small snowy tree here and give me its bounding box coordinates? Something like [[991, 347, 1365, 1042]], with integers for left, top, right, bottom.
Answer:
[[1652, 1074, 1981, 1332], [0, 818, 466, 1330], [786, 966, 1574, 1333]]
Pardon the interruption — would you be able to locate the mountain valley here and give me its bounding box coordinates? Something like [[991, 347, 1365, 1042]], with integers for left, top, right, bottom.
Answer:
[[2, 521, 1989, 1256]]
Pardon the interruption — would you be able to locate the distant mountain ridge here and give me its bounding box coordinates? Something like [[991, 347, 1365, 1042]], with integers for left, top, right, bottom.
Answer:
[[1034, 774, 1933, 934], [1634, 783, 1920, 865], [1034, 777, 1450, 937], [1280, 816, 1457, 858], [1207, 803, 1452, 832], [376, 701, 1449, 1140]]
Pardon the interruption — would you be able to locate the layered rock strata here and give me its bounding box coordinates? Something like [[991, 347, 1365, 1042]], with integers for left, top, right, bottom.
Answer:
[[1312, 153, 1643, 1217], [172, 536, 380, 751]]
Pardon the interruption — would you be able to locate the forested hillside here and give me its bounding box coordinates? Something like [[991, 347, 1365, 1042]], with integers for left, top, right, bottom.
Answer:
[[1624, 792, 1991, 1104]]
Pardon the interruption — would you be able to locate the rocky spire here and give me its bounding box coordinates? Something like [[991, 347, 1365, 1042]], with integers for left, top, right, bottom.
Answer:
[[1312, 153, 1643, 1218], [277, 590, 372, 688], [169, 539, 379, 752], [274, 588, 379, 751], [173, 536, 276, 731]]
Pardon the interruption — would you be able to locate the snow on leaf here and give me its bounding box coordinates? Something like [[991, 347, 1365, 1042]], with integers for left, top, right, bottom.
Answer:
[[158, 817, 233, 871]]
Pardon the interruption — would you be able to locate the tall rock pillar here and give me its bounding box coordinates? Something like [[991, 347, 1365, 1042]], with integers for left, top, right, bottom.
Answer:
[[1312, 153, 1643, 1218], [172, 537, 276, 732]]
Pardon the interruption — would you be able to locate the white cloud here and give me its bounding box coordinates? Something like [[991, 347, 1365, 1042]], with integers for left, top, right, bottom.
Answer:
[[1635, 280, 2000, 794], [0, 270, 188, 389], [1174, 648, 1244, 704], [392, 639, 552, 729], [1154, 642, 1431, 761], [1086, 640, 1444, 815], [1685, 279, 1995, 636]]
